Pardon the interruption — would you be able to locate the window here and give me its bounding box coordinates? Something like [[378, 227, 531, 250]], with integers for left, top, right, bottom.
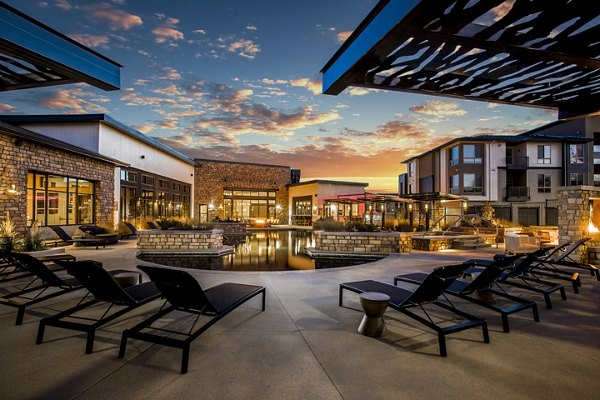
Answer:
[[570, 173, 584, 186], [120, 170, 137, 182], [537, 174, 551, 193], [26, 172, 95, 226], [408, 184, 414, 194], [142, 175, 155, 185], [537, 145, 551, 164], [449, 174, 459, 194], [569, 144, 584, 164], [408, 162, 415, 177], [449, 146, 459, 166], [463, 144, 482, 164], [463, 173, 482, 193]]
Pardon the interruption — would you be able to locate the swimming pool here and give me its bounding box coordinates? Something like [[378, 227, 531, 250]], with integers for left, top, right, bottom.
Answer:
[[137, 230, 383, 271]]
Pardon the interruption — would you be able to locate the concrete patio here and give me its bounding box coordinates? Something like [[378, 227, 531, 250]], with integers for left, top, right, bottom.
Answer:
[[1, 239, 598, 399]]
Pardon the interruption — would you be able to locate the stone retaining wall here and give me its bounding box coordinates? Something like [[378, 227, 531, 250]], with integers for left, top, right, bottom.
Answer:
[[412, 234, 497, 251], [314, 231, 410, 254], [137, 229, 224, 252], [212, 222, 246, 235]]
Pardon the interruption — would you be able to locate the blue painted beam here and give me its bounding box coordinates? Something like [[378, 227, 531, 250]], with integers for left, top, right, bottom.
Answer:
[[0, 1, 121, 90], [322, 0, 420, 95]]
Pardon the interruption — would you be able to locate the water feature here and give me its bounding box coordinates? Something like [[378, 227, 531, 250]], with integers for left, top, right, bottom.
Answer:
[[138, 229, 383, 271]]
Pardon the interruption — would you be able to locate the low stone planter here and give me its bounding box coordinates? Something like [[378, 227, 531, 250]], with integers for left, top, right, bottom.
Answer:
[[309, 231, 411, 256], [412, 234, 497, 251], [137, 229, 233, 255]]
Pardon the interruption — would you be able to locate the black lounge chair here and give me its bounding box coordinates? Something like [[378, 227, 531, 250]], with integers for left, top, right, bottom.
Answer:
[[534, 238, 599, 282], [122, 222, 137, 239], [394, 261, 539, 333], [340, 264, 490, 357], [0, 252, 83, 325], [37, 260, 161, 354], [76, 225, 120, 245], [146, 221, 158, 229], [49, 226, 107, 249], [119, 265, 266, 374], [468, 252, 567, 309]]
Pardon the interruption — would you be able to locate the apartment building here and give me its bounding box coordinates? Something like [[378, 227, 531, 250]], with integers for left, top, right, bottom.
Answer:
[[400, 117, 598, 226]]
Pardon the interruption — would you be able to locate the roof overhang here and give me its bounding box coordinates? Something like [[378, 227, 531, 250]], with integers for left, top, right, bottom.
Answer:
[[322, 0, 600, 120], [0, 1, 121, 91]]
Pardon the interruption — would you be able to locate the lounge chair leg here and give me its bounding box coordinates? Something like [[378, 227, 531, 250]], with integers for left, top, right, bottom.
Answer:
[[85, 330, 96, 354], [543, 294, 553, 309], [36, 321, 46, 344], [501, 314, 510, 333], [338, 287, 343, 307], [532, 304, 540, 322], [261, 290, 266, 311], [438, 333, 447, 357], [16, 306, 25, 325], [482, 322, 490, 344], [559, 287, 567, 301], [181, 345, 190, 374], [118, 331, 128, 359]]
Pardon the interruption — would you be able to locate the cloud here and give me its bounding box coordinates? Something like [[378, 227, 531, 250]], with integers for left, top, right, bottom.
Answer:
[[0, 103, 17, 113], [193, 29, 206, 34], [132, 124, 154, 134], [153, 27, 185, 43], [121, 88, 177, 107], [152, 84, 182, 96], [337, 30, 352, 43], [246, 25, 257, 31], [55, 0, 72, 11], [87, 3, 143, 30], [159, 67, 181, 80], [69, 34, 109, 48], [290, 78, 321, 95], [410, 100, 467, 120], [34, 88, 109, 113], [347, 87, 371, 96], [228, 39, 260, 59]]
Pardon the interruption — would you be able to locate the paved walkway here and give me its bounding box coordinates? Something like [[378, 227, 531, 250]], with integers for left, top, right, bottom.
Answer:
[[1, 240, 599, 399]]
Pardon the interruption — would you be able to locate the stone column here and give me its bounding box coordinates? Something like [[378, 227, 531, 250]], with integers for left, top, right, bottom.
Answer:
[[556, 185, 600, 262]]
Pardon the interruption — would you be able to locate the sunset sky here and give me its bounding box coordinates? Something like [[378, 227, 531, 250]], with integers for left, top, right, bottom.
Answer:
[[2, 0, 558, 191]]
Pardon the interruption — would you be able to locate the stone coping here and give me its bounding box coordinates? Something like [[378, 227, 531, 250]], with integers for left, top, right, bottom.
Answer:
[[314, 231, 409, 237], [304, 248, 388, 259], [136, 247, 234, 256], [136, 229, 224, 234]]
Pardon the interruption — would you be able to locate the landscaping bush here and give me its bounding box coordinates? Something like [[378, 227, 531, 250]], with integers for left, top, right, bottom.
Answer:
[[313, 218, 346, 232], [346, 221, 380, 232], [24, 224, 47, 251]]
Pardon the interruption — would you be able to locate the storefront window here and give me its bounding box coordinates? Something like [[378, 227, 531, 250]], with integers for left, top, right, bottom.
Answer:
[[26, 172, 96, 226]]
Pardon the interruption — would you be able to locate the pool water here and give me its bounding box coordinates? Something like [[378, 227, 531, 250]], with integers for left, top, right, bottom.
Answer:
[[138, 230, 382, 271]]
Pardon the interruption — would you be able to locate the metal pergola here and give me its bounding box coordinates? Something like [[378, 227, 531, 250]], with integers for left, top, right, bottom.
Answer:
[[0, 1, 121, 91], [322, 0, 600, 119]]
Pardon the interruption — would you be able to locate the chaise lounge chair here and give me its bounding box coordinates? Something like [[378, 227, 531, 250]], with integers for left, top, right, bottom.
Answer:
[[49, 226, 107, 249], [394, 260, 539, 333], [0, 252, 83, 325], [339, 263, 490, 357], [146, 221, 159, 229], [119, 265, 266, 374], [121, 222, 137, 239], [467, 252, 567, 309], [533, 237, 599, 281], [37, 260, 161, 354]]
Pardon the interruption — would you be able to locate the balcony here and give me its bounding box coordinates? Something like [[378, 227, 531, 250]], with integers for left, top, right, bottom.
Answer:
[[505, 186, 530, 201], [504, 156, 529, 169]]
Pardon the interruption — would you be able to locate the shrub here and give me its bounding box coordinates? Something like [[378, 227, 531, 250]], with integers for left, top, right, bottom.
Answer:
[[313, 218, 346, 232], [24, 224, 47, 251], [346, 221, 380, 232], [158, 218, 196, 230], [0, 217, 24, 252]]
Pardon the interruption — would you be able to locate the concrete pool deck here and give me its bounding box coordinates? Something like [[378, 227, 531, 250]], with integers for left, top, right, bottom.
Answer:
[[1, 239, 599, 399]]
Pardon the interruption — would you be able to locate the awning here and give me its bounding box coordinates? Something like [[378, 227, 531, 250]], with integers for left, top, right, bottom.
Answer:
[[0, 1, 121, 91], [322, 0, 600, 119]]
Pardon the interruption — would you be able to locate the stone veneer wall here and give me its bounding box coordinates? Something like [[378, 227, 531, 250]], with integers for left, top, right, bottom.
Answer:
[[137, 229, 223, 252], [412, 234, 497, 251], [314, 231, 410, 254], [194, 160, 290, 222], [212, 222, 246, 235], [556, 185, 600, 262], [0, 131, 115, 232]]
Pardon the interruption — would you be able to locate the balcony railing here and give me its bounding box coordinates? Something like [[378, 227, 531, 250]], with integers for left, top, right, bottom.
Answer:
[[505, 186, 530, 201], [504, 156, 529, 169]]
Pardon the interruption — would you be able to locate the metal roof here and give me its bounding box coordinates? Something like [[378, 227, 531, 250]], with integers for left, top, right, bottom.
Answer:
[[0, 114, 196, 165], [0, 1, 121, 91], [322, 0, 600, 119], [0, 121, 126, 166]]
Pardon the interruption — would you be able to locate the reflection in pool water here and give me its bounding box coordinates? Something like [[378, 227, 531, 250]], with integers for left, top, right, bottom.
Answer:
[[138, 230, 383, 272]]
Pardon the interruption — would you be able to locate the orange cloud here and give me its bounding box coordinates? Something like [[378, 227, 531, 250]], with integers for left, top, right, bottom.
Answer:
[[88, 3, 143, 30], [69, 33, 109, 48]]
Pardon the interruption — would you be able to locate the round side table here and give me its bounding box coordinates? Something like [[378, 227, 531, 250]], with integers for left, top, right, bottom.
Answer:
[[358, 292, 390, 337]]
